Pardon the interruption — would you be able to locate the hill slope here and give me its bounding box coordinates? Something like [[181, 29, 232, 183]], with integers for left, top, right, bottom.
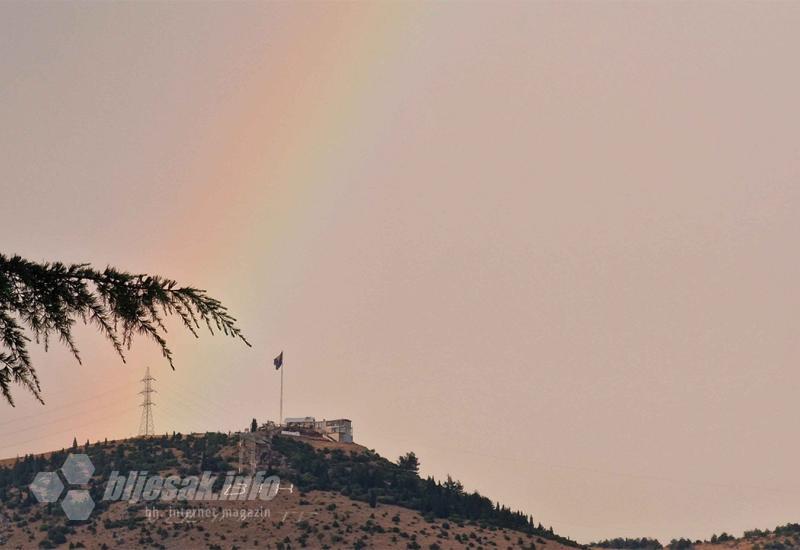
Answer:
[[3, 433, 797, 549], [589, 525, 800, 550], [0, 431, 580, 549]]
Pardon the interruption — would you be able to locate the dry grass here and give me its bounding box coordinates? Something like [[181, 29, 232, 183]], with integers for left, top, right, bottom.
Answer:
[[2, 487, 575, 549]]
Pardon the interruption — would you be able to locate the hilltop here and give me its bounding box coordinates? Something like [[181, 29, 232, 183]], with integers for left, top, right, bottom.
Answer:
[[0, 431, 580, 549], [2, 432, 798, 549]]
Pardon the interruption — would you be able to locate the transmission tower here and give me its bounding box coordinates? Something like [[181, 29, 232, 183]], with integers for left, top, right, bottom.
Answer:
[[138, 366, 156, 436]]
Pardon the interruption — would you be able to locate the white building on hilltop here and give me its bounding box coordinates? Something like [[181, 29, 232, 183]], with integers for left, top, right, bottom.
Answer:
[[284, 417, 353, 443]]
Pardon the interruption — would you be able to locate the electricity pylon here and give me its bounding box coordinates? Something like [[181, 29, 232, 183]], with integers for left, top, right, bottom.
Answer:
[[138, 366, 156, 436]]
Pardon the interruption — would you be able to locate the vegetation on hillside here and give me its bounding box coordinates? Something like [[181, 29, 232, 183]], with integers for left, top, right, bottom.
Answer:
[[3, 434, 800, 549], [590, 523, 800, 549], [591, 537, 663, 549], [271, 436, 581, 547], [0, 432, 582, 548]]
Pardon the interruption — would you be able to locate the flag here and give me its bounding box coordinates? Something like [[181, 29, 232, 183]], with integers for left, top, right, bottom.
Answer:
[[274, 351, 283, 370]]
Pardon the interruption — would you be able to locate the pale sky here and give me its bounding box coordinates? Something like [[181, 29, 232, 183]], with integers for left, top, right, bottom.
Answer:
[[2, 1, 800, 544]]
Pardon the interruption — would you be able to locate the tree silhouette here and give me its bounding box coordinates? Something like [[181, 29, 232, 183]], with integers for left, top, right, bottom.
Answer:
[[397, 451, 420, 474], [0, 254, 250, 406]]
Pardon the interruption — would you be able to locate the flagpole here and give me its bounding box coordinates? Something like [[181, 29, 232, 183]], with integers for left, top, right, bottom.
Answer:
[[279, 361, 283, 427]]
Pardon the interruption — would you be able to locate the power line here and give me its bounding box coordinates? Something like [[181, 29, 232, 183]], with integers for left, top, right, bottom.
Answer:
[[0, 380, 139, 429], [158, 376, 243, 415], [0, 398, 136, 440], [0, 406, 135, 455], [380, 430, 800, 498], [156, 378, 245, 426]]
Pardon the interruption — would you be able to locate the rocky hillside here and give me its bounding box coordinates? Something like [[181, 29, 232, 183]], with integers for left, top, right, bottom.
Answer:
[[2, 432, 797, 549], [590, 524, 800, 550], [0, 431, 580, 549]]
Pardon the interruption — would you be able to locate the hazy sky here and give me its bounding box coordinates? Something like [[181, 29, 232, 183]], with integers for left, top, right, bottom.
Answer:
[[2, 1, 800, 544]]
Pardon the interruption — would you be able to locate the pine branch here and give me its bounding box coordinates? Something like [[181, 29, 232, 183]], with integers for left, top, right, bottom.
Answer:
[[0, 253, 251, 406]]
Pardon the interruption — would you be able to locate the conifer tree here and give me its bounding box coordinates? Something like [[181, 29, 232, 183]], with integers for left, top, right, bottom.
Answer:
[[397, 451, 420, 474], [0, 253, 250, 405]]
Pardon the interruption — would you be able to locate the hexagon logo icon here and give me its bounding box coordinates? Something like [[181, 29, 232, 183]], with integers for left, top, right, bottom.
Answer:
[[28, 453, 96, 520], [60, 490, 95, 521], [29, 472, 64, 503], [61, 454, 94, 485]]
